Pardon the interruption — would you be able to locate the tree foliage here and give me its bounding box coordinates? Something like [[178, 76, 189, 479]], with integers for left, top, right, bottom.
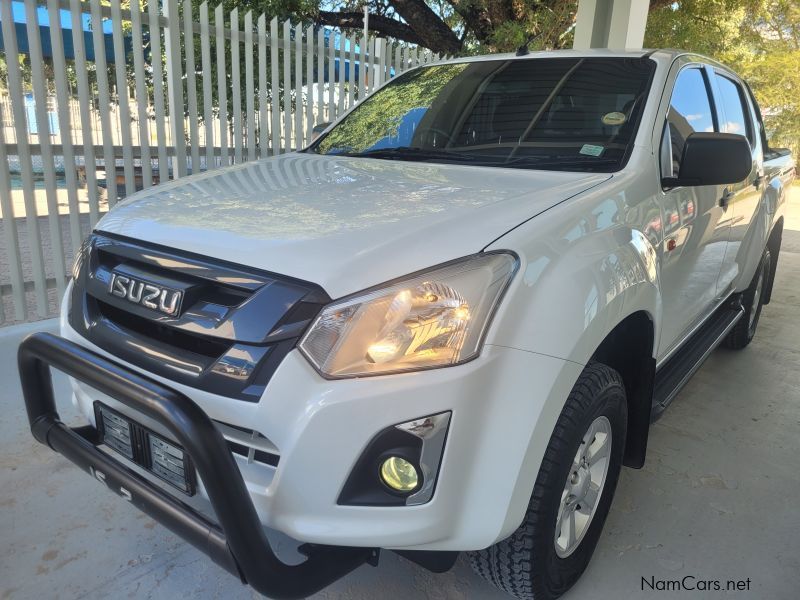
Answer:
[[218, 0, 587, 54], [188, 0, 800, 151], [645, 0, 800, 151], [242, 0, 797, 149]]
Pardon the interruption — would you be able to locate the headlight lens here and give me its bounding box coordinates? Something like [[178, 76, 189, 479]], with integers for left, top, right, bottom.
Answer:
[[299, 253, 517, 378]]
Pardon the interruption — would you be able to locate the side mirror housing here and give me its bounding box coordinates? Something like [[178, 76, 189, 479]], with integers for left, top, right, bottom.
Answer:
[[312, 122, 332, 141], [662, 132, 751, 188]]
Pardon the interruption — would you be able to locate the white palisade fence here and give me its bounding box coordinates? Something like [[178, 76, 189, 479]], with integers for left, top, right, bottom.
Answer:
[[0, 0, 442, 324]]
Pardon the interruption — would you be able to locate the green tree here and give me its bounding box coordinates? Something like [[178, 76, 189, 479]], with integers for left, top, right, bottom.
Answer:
[[645, 0, 800, 152], [223, 0, 589, 54], [213, 0, 798, 149]]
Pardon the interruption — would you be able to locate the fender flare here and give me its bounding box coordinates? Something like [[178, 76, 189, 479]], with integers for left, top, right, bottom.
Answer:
[[488, 224, 662, 538]]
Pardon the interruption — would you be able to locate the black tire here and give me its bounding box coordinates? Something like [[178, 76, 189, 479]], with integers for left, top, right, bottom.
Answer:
[[469, 362, 627, 600], [723, 249, 772, 350]]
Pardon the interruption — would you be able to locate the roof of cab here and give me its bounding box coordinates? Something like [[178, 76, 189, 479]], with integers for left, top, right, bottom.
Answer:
[[433, 48, 697, 66], [426, 48, 741, 77]]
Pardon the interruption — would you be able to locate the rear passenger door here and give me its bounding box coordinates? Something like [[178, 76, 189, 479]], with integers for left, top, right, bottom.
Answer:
[[656, 65, 730, 358], [710, 70, 763, 296]]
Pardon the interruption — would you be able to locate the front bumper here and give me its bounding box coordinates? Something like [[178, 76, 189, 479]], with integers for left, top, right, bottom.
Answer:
[[58, 285, 583, 551], [18, 332, 371, 599]]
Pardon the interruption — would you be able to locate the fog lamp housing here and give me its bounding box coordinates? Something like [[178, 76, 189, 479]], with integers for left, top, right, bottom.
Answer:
[[338, 411, 451, 506]]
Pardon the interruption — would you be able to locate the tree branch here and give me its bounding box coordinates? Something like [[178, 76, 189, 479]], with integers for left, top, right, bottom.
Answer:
[[442, 0, 510, 46], [314, 10, 425, 47], [386, 0, 464, 54], [648, 0, 676, 12]]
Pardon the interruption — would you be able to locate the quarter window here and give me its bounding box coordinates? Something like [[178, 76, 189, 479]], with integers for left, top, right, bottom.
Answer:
[[665, 68, 716, 177]]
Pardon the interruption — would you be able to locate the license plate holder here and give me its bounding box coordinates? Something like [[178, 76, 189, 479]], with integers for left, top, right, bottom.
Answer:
[[95, 401, 196, 495]]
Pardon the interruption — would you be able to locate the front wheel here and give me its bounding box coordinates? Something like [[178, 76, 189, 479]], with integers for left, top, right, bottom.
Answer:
[[724, 248, 772, 350], [469, 362, 627, 600]]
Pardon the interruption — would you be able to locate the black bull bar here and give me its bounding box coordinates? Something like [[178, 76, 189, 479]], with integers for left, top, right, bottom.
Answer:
[[18, 332, 371, 599]]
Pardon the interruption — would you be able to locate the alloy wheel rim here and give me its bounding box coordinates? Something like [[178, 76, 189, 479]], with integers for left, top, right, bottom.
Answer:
[[554, 415, 612, 558]]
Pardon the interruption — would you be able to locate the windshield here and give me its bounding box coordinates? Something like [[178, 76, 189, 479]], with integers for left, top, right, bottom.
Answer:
[[309, 57, 655, 172]]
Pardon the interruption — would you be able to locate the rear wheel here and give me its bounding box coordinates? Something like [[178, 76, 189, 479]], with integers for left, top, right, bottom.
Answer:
[[469, 362, 626, 600], [724, 249, 771, 350]]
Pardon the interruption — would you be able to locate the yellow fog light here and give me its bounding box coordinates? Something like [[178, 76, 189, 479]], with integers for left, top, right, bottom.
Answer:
[[380, 456, 419, 492]]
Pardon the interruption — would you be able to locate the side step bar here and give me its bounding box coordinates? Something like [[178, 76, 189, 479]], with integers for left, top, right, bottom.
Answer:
[[651, 299, 744, 421], [18, 332, 372, 600]]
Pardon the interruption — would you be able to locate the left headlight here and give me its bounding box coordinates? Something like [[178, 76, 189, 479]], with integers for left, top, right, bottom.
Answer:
[[299, 253, 518, 378]]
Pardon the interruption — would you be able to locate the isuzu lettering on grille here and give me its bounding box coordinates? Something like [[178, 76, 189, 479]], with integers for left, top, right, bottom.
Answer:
[[108, 272, 183, 316]]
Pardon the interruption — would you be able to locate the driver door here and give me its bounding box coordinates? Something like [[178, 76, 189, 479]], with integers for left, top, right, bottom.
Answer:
[[656, 65, 731, 359]]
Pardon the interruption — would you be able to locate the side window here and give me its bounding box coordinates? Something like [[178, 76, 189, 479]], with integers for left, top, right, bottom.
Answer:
[[716, 74, 753, 144], [664, 68, 716, 178], [745, 85, 770, 153]]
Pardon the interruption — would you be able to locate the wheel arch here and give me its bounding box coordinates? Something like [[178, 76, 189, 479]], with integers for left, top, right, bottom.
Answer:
[[590, 310, 656, 468], [763, 216, 783, 305]]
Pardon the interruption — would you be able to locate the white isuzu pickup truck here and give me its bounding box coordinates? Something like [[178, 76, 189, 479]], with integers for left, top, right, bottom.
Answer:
[[19, 49, 795, 599]]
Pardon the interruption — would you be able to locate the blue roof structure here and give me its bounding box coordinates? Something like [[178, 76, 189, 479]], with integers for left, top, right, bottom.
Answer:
[[0, 1, 125, 62], [0, 2, 389, 83]]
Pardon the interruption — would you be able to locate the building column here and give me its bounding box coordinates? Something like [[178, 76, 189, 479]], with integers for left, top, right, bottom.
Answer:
[[573, 0, 651, 50]]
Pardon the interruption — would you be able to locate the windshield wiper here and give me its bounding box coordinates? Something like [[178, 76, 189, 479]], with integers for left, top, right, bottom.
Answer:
[[341, 147, 486, 163], [337, 147, 620, 171], [500, 155, 621, 170]]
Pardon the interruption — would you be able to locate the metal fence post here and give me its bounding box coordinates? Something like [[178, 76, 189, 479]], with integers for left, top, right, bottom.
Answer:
[[0, 0, 48, 318], [0, 3, 414, 325], [25, 0, 67, 300], [164, 0, 187, 178]]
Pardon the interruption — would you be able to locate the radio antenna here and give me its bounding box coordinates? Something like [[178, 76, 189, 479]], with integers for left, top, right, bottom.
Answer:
[[516, 31, 542, 56]]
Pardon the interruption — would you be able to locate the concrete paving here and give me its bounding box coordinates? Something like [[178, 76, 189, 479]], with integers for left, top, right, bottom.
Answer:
[[2, 215, 800, 599]]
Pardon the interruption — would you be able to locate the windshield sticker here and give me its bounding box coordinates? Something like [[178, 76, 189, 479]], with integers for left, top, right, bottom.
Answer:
[[601, 111, 627, 126], [579, 144, 605, 157]]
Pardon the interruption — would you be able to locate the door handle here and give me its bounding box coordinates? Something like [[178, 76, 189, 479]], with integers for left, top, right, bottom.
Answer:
[[720, 188, 734, 209]]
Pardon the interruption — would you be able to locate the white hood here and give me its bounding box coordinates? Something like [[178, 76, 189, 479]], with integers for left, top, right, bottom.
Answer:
[[97, 153, 609, 298]]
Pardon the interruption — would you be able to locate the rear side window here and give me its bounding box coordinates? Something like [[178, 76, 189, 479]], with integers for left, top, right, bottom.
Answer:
[[665, 68, 716, 177], [715, 74, 753, 144]]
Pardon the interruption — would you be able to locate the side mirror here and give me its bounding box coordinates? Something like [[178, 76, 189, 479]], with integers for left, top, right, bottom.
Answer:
[[662, 132, 751, 187], [312, 122, 332, 141]]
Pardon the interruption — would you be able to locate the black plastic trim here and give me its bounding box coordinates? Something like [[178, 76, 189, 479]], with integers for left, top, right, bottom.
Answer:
[[652, 297, 744, 420], [336, 425, 444, 506], [18, 332, 370, 600], [338, 424, 424, 506], [393, 550, 459, 573], [227, 440, 280, 467], [70, 234, 331, 401]]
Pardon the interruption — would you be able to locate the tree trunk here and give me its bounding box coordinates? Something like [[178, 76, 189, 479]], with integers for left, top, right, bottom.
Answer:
[[315, 11, 425, 47], [388, 0, 463, 54]]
